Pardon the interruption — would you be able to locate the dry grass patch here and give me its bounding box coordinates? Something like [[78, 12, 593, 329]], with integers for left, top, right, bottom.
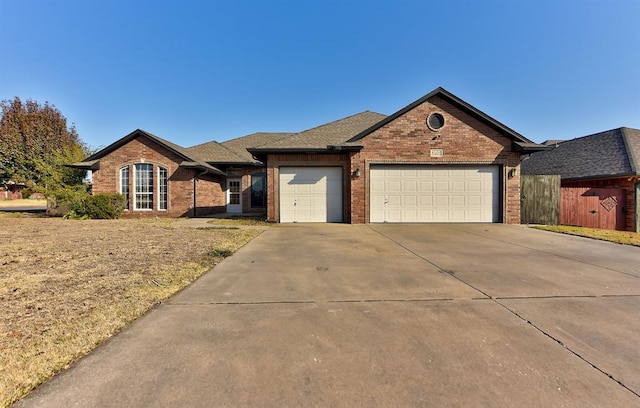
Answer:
[[207, 215, 270, 226], [533, 225, 640, 246], [0, 215, 263, 407]]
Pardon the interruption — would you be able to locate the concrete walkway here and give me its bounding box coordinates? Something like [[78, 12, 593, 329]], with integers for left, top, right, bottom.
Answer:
[[15, 224, 640, 407]]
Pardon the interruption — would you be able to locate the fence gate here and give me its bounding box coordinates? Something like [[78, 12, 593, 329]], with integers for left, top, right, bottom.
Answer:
[[560, 187, 626, 230], [521, 175, 560, 225]]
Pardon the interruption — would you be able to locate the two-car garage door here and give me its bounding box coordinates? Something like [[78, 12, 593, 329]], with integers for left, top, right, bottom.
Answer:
[[278, 165, 500, 223], [370, 165, 499, 223]]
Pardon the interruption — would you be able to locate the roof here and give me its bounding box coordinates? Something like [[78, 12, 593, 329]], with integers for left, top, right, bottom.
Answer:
[[347, 87, 542, 152], [69, 129, 225, 175], [249, 111, 387, 152], [220, 132, 295, 162], [186, 140, 246, 163], [521, 127, 640, 180]]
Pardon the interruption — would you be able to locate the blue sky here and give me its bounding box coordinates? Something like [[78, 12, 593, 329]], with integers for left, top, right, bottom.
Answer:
[[1, 0, 638, 150]]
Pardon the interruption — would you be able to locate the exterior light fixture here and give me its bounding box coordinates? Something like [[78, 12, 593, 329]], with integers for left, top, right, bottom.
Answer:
[[353, 168, 361, 178]]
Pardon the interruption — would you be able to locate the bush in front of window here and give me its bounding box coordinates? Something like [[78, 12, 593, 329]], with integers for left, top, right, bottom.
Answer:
[[83, 193, 126, 219]]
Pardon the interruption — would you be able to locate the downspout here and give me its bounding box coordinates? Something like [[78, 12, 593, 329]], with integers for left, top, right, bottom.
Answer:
[[635, 181, 639, 233], [192, 170, 209, 218]]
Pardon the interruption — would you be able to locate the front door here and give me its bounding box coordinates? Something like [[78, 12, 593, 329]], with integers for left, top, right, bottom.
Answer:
[[226, 179, 242, 213]]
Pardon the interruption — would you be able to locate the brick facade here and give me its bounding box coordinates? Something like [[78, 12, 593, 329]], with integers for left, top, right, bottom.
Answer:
[[265, 96, 523, 224], [265, 154, 350, 222], [91, 136, 225, 217]]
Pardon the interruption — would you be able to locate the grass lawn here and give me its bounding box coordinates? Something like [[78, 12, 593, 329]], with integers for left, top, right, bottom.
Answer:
[[533, 225, 640, 246], [0, 213, 265, 407]]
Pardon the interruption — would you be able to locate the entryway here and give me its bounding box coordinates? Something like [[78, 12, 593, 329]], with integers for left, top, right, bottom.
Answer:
[[226, 178, 242, 213]]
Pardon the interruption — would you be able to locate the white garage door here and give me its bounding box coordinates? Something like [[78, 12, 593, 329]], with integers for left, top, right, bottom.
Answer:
[[280, 167, 343, 223], [370, 165, 499, 223]]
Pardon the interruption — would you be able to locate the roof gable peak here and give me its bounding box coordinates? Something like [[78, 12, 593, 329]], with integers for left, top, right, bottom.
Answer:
[[347, 87, 534, 145]]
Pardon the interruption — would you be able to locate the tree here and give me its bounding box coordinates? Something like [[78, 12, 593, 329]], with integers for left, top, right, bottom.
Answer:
[[0, 97, 88, 193]]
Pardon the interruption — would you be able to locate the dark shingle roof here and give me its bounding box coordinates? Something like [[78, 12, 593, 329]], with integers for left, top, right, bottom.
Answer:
[[221, 132, 295, 162], [252, 111, 387, 151], [186, 141, 246, 163], [72, 129, 225, 175], [521, 127, 640, 180]]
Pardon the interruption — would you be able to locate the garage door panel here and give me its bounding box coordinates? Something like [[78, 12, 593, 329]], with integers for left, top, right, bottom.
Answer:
[[451, 180, 465, 192], [370, 165, 499, 223], [435, 180, 449, 192], [451, 195, 465, 207], [280, 167, 343, 223]]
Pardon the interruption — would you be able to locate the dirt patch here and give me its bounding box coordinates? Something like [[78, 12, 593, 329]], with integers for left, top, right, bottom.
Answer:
[[0, 214, 264, 407]]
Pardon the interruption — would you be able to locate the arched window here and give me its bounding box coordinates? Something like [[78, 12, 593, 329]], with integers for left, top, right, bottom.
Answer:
[[134, 163, 153, 210], [119, 166, 130, 209]]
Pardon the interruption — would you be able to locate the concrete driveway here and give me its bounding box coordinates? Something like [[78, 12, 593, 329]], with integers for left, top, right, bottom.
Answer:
[[16, 224, 640, 407]]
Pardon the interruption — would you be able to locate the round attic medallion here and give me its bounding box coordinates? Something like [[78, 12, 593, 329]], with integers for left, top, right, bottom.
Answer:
[[427, 113, 445, 131]]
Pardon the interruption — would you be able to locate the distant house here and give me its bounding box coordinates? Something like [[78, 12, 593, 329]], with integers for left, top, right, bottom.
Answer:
[[70, 87, 545, 223], [1, 180, 26, 200], [522, 127, 640, 232]]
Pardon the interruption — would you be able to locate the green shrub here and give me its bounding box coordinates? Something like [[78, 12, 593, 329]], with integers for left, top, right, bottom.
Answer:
[[49, 185, 89, 217], [49, 187, 125, 219], [84, 193, 126, 219]]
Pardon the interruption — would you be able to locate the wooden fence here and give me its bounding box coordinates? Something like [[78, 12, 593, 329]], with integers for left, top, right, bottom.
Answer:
[[520, 175, 560, 225], [560, 187, 626, 230]]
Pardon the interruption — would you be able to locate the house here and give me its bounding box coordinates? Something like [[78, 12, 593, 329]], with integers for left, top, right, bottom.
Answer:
[[521, 127, 640, 232], [1, 180, 26, 200], [71, 87, 544, 223]]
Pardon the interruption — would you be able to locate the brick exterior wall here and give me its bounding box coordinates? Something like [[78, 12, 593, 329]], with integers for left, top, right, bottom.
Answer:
[[266, 96, 523, 224], [351, 96, 522, 224], [91, 136, 225, 217], [225, 166, 267, 214], [265, 154, 350, 222], [563, 177, 638, 232]]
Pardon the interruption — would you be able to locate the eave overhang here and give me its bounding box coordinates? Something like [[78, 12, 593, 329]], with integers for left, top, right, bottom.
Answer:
[[179, 161, 226, 176], [66, 160, 100, 170], [512, 142, 552, 153]]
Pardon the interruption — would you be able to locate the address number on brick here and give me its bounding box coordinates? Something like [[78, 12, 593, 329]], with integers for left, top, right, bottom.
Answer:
[[430, 149, 444, 157]]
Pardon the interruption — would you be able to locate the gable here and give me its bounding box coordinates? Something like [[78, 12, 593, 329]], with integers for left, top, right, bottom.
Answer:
[[357, 94, 517, 162], [348, 87, 536, 148]]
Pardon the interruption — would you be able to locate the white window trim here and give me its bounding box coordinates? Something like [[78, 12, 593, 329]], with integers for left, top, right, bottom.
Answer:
[[133, 163, 154, 211], [158, 165, 168, 211], [119, 166, 130, 210]]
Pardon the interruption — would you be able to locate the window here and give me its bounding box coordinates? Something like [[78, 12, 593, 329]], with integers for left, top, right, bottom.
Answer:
[[158, 166, 168, 211], [250, 172, 265, 208], [134, 163, 153, 210], [119, 166, 130, 209]]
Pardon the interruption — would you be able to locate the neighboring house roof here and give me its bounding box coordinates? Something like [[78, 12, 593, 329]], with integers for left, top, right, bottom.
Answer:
[[249, 111, 387, 153], [69, 129, 225, 175], [347, 87, 544, 152], [542, 139, 565, 146], [521, 127, 640, 180]]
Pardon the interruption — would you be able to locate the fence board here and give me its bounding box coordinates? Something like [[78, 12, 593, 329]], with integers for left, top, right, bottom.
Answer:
[[521, 175, 560, 225]]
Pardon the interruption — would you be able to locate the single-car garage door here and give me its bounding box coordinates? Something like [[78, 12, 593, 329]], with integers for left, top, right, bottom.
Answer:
[[370, 165, 499, 223], [280, 167, 343, 222]]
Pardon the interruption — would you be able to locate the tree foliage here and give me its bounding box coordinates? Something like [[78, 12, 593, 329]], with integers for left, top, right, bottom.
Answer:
[[0, 97, 88, 193]]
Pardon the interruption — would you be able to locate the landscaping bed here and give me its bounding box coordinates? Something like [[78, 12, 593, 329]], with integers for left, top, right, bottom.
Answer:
[[0, 213, 264, 407]]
